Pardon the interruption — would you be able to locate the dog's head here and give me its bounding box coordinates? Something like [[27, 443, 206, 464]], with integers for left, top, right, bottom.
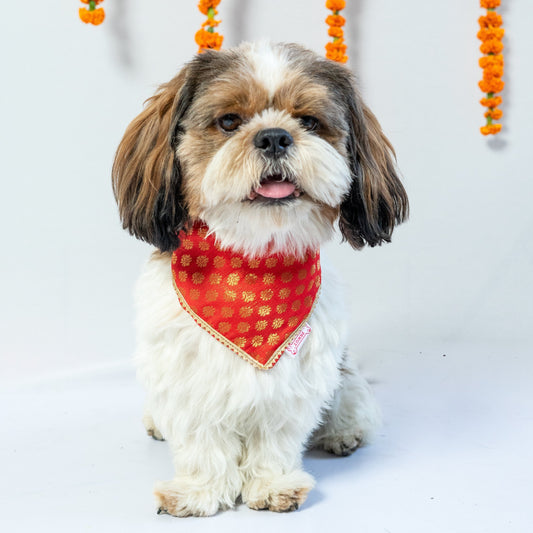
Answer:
[[113, 42, 408, 257]]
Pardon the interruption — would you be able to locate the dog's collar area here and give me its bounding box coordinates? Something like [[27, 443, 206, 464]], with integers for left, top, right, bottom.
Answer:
[[171, 223, 321, 369]]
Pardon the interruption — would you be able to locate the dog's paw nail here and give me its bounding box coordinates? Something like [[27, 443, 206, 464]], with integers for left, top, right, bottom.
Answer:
[[157, 507, 167, 515], [147, 428, 165, 441]]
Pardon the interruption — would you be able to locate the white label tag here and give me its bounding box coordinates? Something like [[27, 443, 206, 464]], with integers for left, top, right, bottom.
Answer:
[[285, 323, 312, 357]]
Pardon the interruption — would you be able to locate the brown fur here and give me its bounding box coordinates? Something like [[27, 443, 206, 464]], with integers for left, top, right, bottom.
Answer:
[[338, 97, 409, 249], [334, 67, 409, 248], [112, 70, 188, 248]]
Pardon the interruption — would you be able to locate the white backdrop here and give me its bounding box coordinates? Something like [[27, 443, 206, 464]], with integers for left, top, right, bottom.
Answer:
[[1, 0, 530, 382]]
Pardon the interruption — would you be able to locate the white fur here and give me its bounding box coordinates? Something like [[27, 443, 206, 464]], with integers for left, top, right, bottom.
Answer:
[[247, 41, 291, 98], [202, 200, 334, 259], [135, 252, 381, 516]]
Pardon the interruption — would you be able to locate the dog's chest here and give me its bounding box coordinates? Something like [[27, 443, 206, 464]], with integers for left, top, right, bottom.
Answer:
[[135, 252, 346, 434]]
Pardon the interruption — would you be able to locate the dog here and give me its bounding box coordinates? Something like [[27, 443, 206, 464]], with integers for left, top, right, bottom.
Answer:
[[112, 41, 408, 517]]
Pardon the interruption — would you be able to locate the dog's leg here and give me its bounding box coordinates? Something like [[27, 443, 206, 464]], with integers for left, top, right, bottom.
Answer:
[[241, 424, 316, 512], [154, 430, 242, 517], [311, 353, 382, 455]]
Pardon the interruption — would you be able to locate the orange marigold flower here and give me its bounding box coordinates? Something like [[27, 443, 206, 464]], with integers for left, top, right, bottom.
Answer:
[[325, 14, 346, 27], [328, 26, 344, 38], [201, 19, 221, 28], [480, 39, 504, 55], [480, 0, 500, 9], [79, 7, 105, 25], [479, 78, 505, 93], [484, 108, 503, 120], [326, 49, 348, 63], [480, 123, 502, 136], [480, 96, 502, 108], [325, 40, 348, 62], [481, 65, 504, 80], [477, 27, 505, 41], [326, 0, 346, 10], [195, 28, 223, 51], [478, 12, 503, 28], [79, 7, 90, 23], [479, 54, 504, 69], [198, 0, 221, 16], [326, 41, 347, 53]]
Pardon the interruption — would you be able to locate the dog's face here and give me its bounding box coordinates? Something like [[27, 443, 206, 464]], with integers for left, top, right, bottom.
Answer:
[[113, 42, 408, 256]]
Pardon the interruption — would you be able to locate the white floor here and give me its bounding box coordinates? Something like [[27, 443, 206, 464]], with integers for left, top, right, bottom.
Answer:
[[2, 339, 532, 533]]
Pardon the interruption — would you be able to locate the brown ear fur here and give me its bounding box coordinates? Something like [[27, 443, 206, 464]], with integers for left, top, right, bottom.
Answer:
[[339, 85, 409, 249], [112, 68, 193, 252]]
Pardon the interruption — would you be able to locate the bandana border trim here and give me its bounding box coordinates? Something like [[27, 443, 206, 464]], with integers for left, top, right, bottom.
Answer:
[[172, 277, 321, 370]]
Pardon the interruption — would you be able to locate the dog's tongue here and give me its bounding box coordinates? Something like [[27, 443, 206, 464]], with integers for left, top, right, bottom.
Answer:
[[255, 180, 296, 199]]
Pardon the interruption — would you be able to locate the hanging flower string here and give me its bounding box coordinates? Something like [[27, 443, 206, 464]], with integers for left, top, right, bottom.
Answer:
[[79, 0, 105, 26], [325, 0, 348, 63], [478, 0, 504, 135], [196, 1, 223, 53]]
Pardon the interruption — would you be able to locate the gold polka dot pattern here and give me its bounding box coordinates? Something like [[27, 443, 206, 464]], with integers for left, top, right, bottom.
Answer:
[[225, 290, 237, 301], [213, 256, 225, 268], [231, 257, 243, 268], [192, 272, 204, 284], [239, 306, 253, 318], [171, 223, 321, 369], [255, 320, 268, 331], [221, 307, 234, 318], [209, 273, 222, 285]]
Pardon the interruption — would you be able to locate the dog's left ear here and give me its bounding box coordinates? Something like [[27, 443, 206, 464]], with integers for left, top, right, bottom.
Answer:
[[339, 86, 409, 249]]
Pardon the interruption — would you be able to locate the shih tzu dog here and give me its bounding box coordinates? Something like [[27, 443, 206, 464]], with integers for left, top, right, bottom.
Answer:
[[112, 41, 408, 517]]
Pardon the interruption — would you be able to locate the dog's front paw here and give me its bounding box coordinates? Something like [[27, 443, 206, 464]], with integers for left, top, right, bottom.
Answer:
[[320, 434, 362, 456], [243, 471, 315, 513], [154, 478, 232, 517]]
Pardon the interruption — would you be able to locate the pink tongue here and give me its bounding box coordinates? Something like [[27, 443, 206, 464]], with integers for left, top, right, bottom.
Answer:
[[255, 180, 296, 199]]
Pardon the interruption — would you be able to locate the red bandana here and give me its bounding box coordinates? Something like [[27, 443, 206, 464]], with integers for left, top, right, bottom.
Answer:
[[171, 224, 321, 369]]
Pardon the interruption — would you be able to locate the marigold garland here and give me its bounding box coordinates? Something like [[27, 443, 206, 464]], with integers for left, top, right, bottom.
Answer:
[[196, 1, 223, 53], [79, 0, 105, 26], [325, 0, 348, 63], [478, 0, 504, 135]]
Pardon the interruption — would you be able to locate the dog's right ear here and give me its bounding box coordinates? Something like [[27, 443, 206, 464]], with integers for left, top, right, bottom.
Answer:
[[112, 66, 194, 252]]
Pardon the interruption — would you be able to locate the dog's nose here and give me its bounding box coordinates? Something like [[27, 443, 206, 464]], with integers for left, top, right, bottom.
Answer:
[[253, 128, 293, 156]]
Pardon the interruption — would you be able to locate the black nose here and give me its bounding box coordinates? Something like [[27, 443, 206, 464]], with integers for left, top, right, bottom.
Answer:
[[253, 128, 293, 156]]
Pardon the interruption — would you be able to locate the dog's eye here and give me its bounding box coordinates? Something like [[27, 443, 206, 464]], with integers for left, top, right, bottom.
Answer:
[[299, 116, 320, 132], [217, 114, 243, 133]]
